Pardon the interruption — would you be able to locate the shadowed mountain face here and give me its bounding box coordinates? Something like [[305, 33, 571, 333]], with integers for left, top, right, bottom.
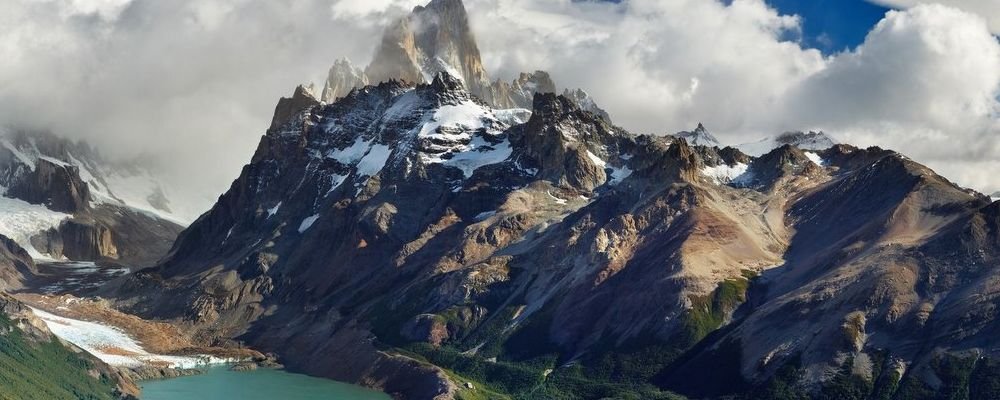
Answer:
[[105, 65, 1000, 399]]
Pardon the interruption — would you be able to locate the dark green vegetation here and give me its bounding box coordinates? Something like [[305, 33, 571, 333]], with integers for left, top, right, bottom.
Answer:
[[0, 313, 118, 400], [370, 268, 1000, 400], [370, 276, 757, 399], [738, 351, 1000, 400]]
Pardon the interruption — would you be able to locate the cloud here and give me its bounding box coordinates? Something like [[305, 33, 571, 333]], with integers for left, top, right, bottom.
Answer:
[[784, 4, 1000, 188], [868, 0, 1000, 33], [0, 0, 998, 215], [463, 0, 1000, 192], [0, 0, 394, 207]]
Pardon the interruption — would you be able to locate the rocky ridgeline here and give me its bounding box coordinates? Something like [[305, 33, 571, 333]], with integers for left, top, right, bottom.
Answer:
[[102, 58, 1000, 399]]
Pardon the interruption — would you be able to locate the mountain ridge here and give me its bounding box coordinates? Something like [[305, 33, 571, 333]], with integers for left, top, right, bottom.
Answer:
[[100, 68, 1000, 399]]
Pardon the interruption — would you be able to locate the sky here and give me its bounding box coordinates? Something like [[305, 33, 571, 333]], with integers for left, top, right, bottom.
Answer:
[[1, 0, 998, 213], [764, 0, 891, 52]]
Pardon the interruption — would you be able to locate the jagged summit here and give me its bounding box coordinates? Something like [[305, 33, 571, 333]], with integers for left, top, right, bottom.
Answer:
[[321, 58, 368, 103], [365, 0, 487, 92], [671, 123, 721, 147], [311, 0, 613, 122]]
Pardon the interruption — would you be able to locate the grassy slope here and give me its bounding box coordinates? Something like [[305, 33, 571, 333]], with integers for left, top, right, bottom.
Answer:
[[0, 313, 118, 400]]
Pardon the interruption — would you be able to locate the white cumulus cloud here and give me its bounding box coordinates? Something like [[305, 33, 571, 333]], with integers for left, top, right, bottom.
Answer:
[[868, 0, 1000, 33]]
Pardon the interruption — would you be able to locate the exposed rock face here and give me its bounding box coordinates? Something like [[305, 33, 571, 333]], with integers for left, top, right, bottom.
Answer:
[[0, 234, 36, 290], [269, 85, 321, 132], [0, 129, 185, 267], [366, 0, 489, 94], [321, 59, 369, 103], [561, 88, 611, 123], [480, 70, 556, 109], [52, 220, 118, 261], [4, 157, 91, 213]]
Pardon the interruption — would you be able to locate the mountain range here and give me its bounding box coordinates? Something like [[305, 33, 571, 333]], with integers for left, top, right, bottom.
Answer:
[[1, 0, 999, 399]]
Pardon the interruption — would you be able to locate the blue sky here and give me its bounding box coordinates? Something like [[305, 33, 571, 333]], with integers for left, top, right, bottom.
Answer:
[[765, 0, 891, 53]]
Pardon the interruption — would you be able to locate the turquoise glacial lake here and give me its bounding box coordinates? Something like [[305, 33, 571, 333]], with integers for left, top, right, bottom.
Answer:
[[140, 366, 391, 400]]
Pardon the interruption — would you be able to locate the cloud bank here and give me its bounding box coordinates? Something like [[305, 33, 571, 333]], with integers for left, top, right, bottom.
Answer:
[[869, 0, 1000, 33], [1, 0, 998, 212]]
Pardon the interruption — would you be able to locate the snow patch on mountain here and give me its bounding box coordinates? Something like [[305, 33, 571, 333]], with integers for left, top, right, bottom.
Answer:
[[440, 136, 512, 178], [804, 152, 825, 166], [0, 195, 71, 259], [494, 108, 532, 125], [608, 165, 632, 185], [356, 144, 392, 178], [672, 124, 720, 147], [585, 150, 607, 168], [298, 214, 320, 233], [267, 202, 282, 218], [1, 138, 37, 171], [702, 163, 750, 184], [31, 307, 234, 369], [414, 99, 513, 177]]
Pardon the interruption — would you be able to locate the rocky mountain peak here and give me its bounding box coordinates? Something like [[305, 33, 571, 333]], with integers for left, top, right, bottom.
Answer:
[[430, 70, 465, 93], [529, 91, 580, 121], [268, 84, 321, 132], [321, 58, 368, 103], [671, 123, 721, 147], [738, 144, 822, 188], [774, 130, 835, 148], [321, 0, 609, 116], [366, 0, 486, 93], [561, 88, 612, 123]]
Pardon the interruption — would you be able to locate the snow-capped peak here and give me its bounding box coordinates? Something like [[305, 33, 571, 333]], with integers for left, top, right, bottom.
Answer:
[[672, 123, 721, 147]]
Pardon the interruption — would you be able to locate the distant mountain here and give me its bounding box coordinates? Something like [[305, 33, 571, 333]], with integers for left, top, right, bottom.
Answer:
[[738, 130, 837, 156], [670, 123, 721, 147], [0, 129, 184, 267], [319, 0, 613, 123]]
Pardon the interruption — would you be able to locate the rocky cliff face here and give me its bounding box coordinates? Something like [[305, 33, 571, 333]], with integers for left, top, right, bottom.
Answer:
[[671, 122, 721, 147], [0, 130, 184, 267], [366, 0, 489, 95], [322, 59, 369, 103], [0, 234, 36, 291]]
